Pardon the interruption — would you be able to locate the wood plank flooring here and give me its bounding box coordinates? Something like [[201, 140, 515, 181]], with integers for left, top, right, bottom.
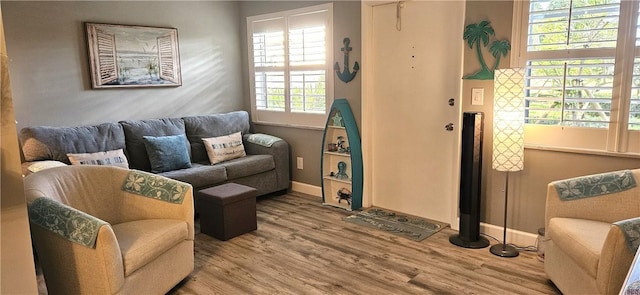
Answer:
[[168, 192, 561, 295]]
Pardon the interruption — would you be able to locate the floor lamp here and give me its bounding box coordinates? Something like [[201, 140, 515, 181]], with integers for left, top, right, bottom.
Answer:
[[490, 68, 525, 258]]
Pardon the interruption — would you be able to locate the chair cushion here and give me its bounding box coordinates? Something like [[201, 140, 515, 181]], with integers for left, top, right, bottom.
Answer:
[[112, 219, 189, 276], [547, 217, 612, 278]]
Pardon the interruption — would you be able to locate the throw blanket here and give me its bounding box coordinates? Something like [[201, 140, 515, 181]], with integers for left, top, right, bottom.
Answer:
[[28, 197, 108, 248], [615, 217, 640, 253], [246, 133, 283, 147], [552, 170, 637, 201], [121, 170, 190, 204]]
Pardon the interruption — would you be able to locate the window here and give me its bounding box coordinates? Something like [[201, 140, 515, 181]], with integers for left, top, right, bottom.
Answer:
[[247, 4, 333, 128], [514, 0, 639, 154]]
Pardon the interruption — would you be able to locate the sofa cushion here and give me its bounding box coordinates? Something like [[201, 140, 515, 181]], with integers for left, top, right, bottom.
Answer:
[[120, 118, 188, 172], [202, 132, 246, 164], [112, 219, 188, 276], [158, 163, 227, 189], [222, 154, 275, 180], [548, 217, 612, 278], [182, 112, 251, 163], [67, 149, 129, 169], [142, 135, 192, 173], [19, 123, 126, 164]]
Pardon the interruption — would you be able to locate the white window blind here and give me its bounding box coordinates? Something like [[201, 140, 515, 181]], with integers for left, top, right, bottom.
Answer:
[[516, 0, 639, 153], [248, 4, 333, 128]]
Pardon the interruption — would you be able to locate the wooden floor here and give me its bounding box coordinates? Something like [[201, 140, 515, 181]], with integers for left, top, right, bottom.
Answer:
[[167, 193, 561, 295]]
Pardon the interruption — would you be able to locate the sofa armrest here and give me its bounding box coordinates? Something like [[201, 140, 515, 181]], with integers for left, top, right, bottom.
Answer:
[[119, 171, 195, 239], [545, 169, 640, 230], [597, 224, 635, 295], [243, 133, 290, 191], [31, 222, 125, 294]]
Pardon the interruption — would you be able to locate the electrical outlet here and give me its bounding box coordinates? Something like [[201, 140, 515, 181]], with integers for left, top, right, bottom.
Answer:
[[296, 157, 303, 170]]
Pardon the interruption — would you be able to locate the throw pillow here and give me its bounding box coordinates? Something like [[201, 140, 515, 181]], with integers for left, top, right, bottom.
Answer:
[[142, 134, 192, 173], [67, 149, 129, 169], [202, 132, 246, 164], [27, 160, 68, 173]]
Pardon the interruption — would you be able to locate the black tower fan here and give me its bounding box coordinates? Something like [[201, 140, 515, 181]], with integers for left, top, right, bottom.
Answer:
[[449, 112, 489, 248]]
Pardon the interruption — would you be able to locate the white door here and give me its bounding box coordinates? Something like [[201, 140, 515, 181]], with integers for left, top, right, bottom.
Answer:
[[365, 1, 465, 227]]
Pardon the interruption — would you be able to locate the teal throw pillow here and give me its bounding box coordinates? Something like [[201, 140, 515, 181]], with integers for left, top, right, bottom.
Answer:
[[142, 134, 192, 173]]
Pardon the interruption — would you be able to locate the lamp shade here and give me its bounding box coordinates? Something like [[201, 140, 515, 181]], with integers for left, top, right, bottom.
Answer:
[[492, 68, 525, 172]]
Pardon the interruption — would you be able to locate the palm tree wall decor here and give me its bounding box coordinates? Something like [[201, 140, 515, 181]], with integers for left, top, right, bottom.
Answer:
[[463, 20, 510, 80]]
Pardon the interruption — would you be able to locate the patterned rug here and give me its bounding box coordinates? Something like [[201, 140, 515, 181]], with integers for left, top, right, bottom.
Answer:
[[343, 208, 448, 241]]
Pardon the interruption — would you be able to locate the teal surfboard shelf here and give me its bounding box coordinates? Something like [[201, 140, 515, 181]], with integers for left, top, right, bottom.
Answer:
[[321, 98, 363, 210]]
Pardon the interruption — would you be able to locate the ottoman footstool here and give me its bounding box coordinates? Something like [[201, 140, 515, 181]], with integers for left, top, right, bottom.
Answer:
[[196, 183, 258, 241]]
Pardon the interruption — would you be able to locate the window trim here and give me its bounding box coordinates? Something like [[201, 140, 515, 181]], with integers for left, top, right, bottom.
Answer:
[[247, 3, 334, 129], [512, 0, 640, 155]]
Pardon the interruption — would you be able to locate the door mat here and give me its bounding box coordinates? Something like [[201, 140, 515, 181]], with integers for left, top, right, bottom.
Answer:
[[343, 208, 448, 242]]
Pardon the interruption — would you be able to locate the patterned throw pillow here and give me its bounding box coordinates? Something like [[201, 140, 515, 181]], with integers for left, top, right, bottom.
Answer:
[[142, 134, 192, 173], [202, 132, 246, 164], [67, 149, 129, 169]]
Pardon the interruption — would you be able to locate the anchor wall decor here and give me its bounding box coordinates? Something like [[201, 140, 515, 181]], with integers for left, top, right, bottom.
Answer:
[[334, 37, 359, 83]]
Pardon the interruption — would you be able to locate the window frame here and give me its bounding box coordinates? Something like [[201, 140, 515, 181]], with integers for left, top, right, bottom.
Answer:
[[247, 3, 334, 129], [511, 0, 640, 155]]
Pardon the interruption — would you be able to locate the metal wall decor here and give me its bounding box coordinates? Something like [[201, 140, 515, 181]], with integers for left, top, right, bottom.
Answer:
[[462, 20, 510, 80], [334, 37, 359, 83]]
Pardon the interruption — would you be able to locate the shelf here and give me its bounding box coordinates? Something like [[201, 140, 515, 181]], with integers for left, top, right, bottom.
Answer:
[[324, 151, 351, 157], [323, 175, 352, 184], [321, 99, 362, 211]]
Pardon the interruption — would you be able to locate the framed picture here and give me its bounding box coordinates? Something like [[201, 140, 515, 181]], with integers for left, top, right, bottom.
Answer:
[[85, 22, 182, 88]]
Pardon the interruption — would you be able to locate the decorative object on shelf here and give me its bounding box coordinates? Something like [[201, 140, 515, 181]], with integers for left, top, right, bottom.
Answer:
[[85, 23, 182, 88], [336, 136, 348, 153], [327, 143, 338, 152], [462, 20, 510, 80], [331, 111, 344, 127], [335, 161, 349, 180], [490, 68, 525, 258], [334, 37, 359, 83], [336, 188, 352, 205]]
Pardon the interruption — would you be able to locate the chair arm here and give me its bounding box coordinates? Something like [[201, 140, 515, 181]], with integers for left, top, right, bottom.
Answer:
[[243, 133, 290, 191], [597, 224, 635, 295], [31, 223, 125, 294], [544, 169, 640, 230], [119, 171, 195, 239]]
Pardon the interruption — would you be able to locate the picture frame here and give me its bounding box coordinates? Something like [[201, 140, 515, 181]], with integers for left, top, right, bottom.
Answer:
[[85, 22, 182, 88]]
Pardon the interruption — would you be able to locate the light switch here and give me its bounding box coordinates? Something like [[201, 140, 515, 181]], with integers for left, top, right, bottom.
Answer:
[[471, 88, 484, 105]]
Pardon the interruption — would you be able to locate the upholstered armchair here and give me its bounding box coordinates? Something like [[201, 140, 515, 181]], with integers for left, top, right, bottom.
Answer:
[[24, 165, 194, 294], [544, 169, 640, 295]]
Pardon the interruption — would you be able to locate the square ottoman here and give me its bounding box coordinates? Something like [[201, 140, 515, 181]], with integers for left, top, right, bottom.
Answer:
[[196, 183, 258, 241]]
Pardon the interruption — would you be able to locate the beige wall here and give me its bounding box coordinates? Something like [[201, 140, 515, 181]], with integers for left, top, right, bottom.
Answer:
[[463, 0, 640, 234], [239, 1, 362, 186]]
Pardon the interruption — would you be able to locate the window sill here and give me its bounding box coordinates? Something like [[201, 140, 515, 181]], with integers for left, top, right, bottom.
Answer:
[[253, 120, 325, 131], [525, 144, 640, 159]]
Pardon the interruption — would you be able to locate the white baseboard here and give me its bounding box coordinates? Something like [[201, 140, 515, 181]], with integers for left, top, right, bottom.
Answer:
[[289, 183, 539, 248], [480, 222, 539, 248], [291, 181, 321, 197]]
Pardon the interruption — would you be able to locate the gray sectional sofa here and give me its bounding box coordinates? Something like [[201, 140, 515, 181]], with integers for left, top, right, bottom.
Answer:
[[18, 111, 290, 196]]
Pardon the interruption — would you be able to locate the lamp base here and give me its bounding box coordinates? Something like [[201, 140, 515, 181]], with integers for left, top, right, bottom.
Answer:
[[490, 244, 519, 258]]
